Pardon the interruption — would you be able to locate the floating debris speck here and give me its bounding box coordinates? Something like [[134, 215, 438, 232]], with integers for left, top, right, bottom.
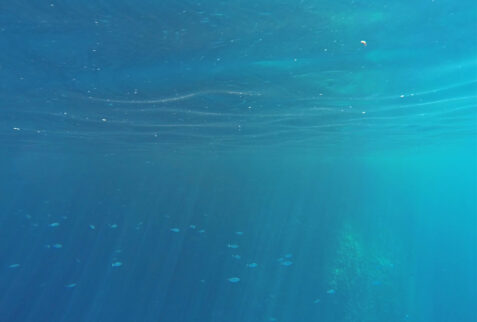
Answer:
[[111, 261, 123, 268], [228, 277, 240, 283], [246, 263, 258, 268], [170, 228, 180, 233], [8, 264, 20, 269], [49, 222, 60, 227]]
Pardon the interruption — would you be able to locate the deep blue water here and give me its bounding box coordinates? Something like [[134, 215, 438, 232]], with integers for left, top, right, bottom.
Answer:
[[0, 1, 476, 321]]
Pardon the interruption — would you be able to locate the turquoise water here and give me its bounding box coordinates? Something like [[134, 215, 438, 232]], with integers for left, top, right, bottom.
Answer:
[[0, 1, 476, 321]]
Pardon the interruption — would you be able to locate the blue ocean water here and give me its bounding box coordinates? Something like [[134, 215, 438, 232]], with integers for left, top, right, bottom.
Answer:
[[0, 1, 476, 321]]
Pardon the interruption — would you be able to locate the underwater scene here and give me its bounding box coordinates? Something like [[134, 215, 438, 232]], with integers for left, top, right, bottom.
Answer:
[[0, 0, 476, 321]]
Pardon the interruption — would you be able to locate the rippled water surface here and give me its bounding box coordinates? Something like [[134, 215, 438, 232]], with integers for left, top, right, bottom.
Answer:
[[1, 0, 475, 152]]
